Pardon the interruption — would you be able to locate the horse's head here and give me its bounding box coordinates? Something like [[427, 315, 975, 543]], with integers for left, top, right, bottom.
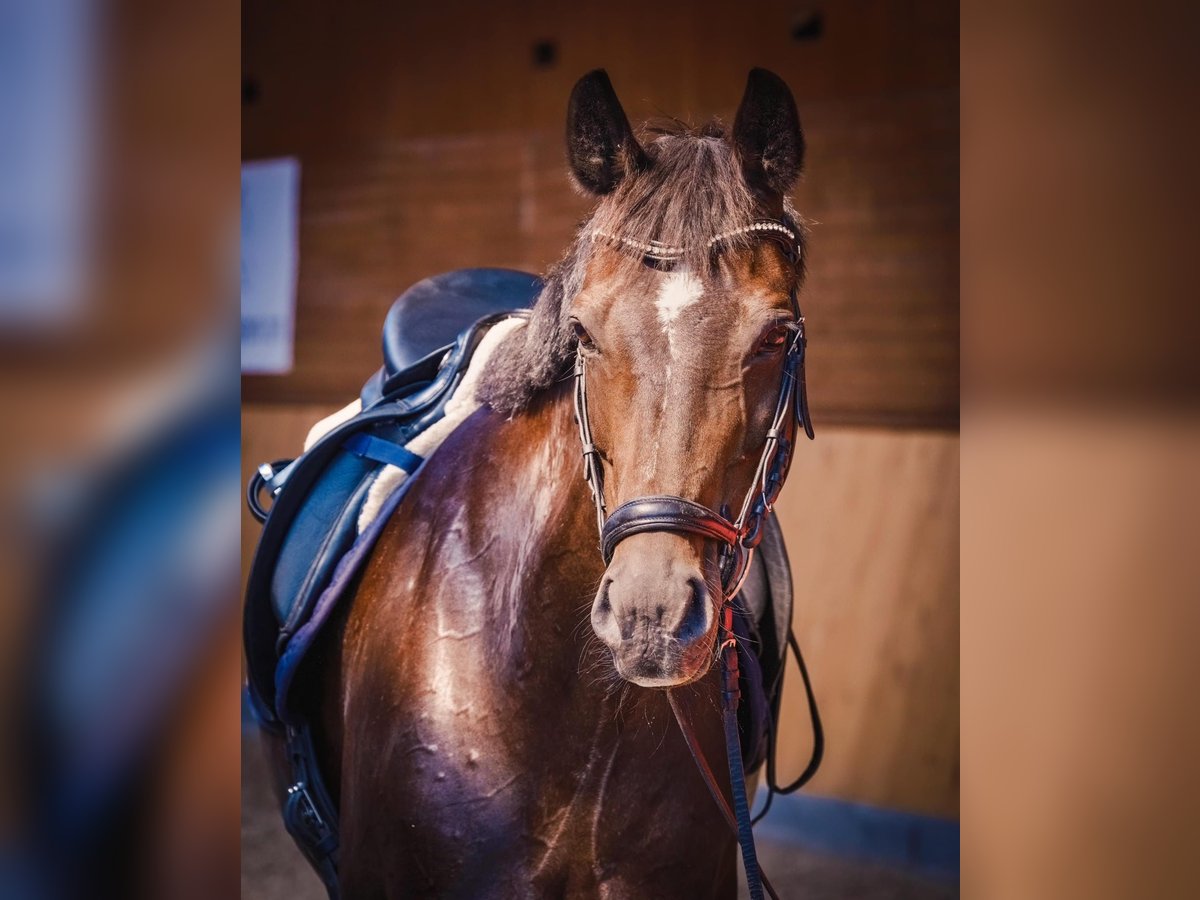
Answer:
[[564, 69, 807, 687]]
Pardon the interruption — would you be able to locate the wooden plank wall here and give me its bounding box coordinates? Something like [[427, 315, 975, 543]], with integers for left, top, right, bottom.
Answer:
[[242, 0, 959, 817], [774, 428, 959, 817], [243, 0, 958, 427]]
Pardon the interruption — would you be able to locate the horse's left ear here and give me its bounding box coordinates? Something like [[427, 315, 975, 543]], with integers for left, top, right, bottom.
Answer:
[[732, 68, 805, 195]]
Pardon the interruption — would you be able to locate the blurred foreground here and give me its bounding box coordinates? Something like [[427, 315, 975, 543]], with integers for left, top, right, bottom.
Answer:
[[0, 0, 238, 897]]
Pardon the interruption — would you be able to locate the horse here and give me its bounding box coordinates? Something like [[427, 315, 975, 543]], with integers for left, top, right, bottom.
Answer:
[[274, 67, 812, 898]]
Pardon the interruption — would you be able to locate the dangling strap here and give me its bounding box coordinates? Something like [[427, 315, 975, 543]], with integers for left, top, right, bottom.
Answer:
[[719, 606, 766, 900], [752, 629, 825, 825], [667, 686, 780, 900], [793, 315, 815, 442], [667, 613, 825, 899], [667, 603, 781, 900], [282, 724, 340, 898]]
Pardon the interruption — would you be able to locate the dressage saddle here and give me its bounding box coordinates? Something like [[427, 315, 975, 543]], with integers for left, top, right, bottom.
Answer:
[[364, 267, 546, 407], [245, 268, 538, 702], [243, 268, 801, 899]]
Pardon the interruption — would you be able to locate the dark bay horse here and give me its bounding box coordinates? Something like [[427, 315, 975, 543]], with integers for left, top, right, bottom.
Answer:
[[294, 68, 809, 898]]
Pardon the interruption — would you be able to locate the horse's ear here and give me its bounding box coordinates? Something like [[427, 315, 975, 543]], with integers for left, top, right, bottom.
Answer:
[[732, 68, 805, 195], [566, 69, 647, 195]]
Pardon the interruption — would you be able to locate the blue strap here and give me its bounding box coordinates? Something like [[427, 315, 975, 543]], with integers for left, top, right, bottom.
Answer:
[[343, 433, 423, 473], [722, 636, 766, 900]]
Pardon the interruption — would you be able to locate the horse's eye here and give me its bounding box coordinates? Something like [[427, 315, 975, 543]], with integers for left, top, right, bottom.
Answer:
[[572, 320, 597, 351], [756, 324, 791, 356]]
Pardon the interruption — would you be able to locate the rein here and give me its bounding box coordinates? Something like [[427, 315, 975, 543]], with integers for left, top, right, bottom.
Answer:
[[572, 220, 819, 900]]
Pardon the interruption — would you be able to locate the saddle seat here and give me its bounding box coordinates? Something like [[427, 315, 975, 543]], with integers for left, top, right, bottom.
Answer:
[[362, 268, 544, 406], [382, 268, 544, 375]]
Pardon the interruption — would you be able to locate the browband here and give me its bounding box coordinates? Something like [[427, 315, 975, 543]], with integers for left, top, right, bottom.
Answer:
[[590, 220, 798, 263]]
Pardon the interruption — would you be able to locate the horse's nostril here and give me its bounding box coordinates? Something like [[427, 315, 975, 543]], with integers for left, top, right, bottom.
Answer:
[[675, 577, 709, 644], [597, 577, 613, 616]]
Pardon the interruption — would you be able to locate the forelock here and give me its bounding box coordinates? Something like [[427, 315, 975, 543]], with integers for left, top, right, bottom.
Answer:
[[477, 120, 805, 415]]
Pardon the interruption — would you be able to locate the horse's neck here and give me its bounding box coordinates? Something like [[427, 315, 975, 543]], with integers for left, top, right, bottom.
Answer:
[[468, 383, 605, 676]]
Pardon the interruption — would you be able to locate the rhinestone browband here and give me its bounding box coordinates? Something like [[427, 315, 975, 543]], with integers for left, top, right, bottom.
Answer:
[[590, 220, 797, 261]]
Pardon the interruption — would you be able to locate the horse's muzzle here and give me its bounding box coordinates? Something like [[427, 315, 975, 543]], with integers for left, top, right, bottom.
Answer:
[[590, 532, 718, 687]]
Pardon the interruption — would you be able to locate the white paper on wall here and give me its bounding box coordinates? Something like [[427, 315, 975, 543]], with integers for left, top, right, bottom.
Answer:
[[0, 0, 94, 326], [241, 157, 300, 374]]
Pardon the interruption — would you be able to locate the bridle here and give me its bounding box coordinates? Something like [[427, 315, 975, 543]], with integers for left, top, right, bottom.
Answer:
[[574, 219, 814, 599], [572, 219, 815, 900]]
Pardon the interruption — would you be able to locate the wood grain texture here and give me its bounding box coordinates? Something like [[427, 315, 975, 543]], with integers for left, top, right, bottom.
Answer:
[[774, 427, 960, 817], [242, 404, 959, 816], [242, 0, 958, 426]]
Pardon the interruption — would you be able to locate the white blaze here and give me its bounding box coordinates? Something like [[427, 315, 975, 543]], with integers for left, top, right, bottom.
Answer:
[[654, 270, 704, 362], [649, 270, 704, 475]]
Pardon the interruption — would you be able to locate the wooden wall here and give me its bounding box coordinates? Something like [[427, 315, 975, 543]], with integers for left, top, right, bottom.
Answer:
[[242, 0, 959, 818], [243, 0, 958, 427], [774, 428, 959, 817]]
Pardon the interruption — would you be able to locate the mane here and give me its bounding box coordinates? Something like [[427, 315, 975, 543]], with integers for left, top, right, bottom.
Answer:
[[478, 119, 804, 415]]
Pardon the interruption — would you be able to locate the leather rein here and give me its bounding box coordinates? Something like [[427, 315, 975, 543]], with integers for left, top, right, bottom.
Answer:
[[572, 220, 818, 900]]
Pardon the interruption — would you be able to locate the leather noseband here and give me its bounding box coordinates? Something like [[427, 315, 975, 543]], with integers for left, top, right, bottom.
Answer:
[[600, 496, 740, 565]]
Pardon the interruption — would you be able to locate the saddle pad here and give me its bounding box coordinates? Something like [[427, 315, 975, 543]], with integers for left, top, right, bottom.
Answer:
[[299, 316, 526, 535], [357, 316, 525, 532]]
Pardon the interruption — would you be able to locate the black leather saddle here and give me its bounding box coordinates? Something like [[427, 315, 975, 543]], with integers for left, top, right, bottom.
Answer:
[[361, 268, 544, 408], [245, 269, 540, 726], [384, 268, 543, 374]]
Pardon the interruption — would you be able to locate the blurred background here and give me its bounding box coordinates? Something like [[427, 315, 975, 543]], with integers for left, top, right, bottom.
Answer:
[[241, 1, 959, 897], [4, 1, 1195, 899], [2, 0, 1198, 897]]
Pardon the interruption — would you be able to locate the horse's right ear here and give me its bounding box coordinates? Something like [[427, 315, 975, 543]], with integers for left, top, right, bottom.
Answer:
[[566, 70, 647, 195]]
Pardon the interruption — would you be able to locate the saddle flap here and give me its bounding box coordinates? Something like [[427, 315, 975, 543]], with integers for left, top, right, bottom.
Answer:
[[245, 284, 538, 727], [734, 511, 794, 771]]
